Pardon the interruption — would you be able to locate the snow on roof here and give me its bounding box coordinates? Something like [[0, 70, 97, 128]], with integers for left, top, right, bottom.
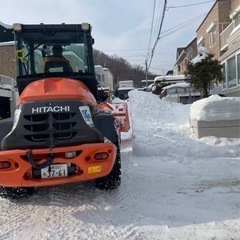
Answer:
[[191, 46, 209, 64], [163, 82, 190, 90], [190, 94, 240, 121], [0, 41, 15, 46], [118, 87, 134, 90], [154, 75, 185, 82], [0, 21, 12, 29]]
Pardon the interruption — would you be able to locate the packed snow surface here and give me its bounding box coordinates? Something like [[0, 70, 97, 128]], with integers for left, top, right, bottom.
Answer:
[[0, 90, 239, 240]]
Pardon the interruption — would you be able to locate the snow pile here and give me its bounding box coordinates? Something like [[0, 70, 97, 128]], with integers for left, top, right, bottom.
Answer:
[[128, 90, 239, 158], [190, 95, 240, 121], [112, 97, 125, 103]]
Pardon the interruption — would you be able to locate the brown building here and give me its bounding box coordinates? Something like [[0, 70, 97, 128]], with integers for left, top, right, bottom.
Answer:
[[196, 0, 232, 59], [219, 0, 240, 96], [174, 0, 240, 96], [0, 42, 15, 79], [0, 22, 15, 79], [196, 0, 240, 96], [173, 38, 197, 75]]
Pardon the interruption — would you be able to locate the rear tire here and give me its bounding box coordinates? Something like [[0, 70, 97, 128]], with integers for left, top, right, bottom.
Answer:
[[0, 186, 35, 200], [95, 134, 121, 190], [0, 120, 35, 200]]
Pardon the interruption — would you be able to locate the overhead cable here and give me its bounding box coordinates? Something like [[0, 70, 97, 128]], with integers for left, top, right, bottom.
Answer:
[[147, 0, 157, 58], [146, 0, 168, 71], [167, 0, 215, 9]]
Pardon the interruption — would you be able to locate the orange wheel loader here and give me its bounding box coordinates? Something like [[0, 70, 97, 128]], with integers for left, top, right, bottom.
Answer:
[[0, 23, 121, 199]]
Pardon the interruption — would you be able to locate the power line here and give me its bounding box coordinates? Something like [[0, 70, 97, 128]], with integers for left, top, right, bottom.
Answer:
[[99, 12, 208, 54], [167, 0, 215, 9], [147, 0, 157, 58], [160, 13, 207, 38], [99, 0, 232, 74], [161, 12, 207, 34], [146, 0, 168, 71]]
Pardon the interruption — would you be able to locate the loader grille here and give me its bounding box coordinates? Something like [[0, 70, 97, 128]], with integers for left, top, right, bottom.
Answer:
[[23, 112, 77, 142], [1, 100, 105, 151]]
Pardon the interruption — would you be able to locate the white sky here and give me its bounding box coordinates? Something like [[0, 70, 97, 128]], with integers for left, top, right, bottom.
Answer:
[[0, 0, 215, 74]]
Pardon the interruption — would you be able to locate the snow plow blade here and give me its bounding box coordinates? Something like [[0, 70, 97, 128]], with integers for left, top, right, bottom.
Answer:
[[99, 102, 130, 132]]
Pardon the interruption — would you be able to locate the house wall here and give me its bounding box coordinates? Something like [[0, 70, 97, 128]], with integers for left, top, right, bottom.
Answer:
[[173, 0, 239, 97], [231, 0, 240, 10], [196, 1, 231, 59], [174, 51, 186, 75], [184, 39, 197, 64], [220, 1, 240, 97], [174, 39, 197, 75], [0, 45, 15, 79]]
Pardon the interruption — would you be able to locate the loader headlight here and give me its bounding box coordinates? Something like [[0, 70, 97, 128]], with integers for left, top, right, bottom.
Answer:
[[12, 109, 21, 130], [13, 23, 22, 31], [81, 23, 90, 30], [65, 151, 77, 159]]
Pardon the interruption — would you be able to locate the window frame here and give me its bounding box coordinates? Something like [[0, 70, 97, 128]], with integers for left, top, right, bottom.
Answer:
[[209, 25, 217, 47], [227, 55, 237, 88]]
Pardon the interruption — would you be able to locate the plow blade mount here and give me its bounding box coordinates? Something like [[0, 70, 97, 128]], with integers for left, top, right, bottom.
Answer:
[[99, 102, 130, 132]]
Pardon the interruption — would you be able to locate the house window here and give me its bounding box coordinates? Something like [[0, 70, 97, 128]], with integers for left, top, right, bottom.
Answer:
[[227, 56, 237, 88], [237, 54, 240, 84], [209, 26, 217, 46], [197, 36, 205, 47], [233, 13, 240, 27], [222, 62, 226, 89]]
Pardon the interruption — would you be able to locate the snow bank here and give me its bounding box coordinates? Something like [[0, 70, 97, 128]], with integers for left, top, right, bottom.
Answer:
[[190, 95, 240, 121]]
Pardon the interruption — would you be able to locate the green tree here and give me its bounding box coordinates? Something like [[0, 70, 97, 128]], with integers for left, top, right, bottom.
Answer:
[[184, 52, 223, 98]]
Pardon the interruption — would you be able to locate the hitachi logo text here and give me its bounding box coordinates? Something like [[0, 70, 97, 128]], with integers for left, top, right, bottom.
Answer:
[[32, 106, 70, 114]]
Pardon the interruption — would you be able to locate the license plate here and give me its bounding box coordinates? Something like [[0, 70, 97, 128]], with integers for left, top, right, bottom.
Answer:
[[41, 164, 68, 179]]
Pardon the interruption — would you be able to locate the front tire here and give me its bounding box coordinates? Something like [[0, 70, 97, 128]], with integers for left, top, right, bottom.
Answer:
[[0, 186, 35, 200], [95, 137, 121, 190]]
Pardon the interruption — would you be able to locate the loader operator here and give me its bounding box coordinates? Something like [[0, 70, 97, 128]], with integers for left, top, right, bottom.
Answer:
[[44, 44, 73, 73]]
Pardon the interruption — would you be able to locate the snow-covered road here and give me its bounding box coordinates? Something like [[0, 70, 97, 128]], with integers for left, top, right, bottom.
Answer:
[[0, 91, 239, 240]]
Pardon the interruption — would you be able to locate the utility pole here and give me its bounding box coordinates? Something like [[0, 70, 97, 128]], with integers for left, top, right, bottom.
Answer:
[[145, 59, 148, 88]]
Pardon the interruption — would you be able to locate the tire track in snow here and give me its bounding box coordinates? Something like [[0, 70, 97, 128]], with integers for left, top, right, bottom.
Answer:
[[11, 204, 48, 240], [0, 134, 142, 240], [0, 198, 39, 240]]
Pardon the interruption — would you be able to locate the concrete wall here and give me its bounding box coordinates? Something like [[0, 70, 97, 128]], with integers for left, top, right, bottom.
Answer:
[[190, 119, 240, 138]]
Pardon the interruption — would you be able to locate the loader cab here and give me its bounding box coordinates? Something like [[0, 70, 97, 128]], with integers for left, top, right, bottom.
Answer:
[[13, 23, 98, 99]]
